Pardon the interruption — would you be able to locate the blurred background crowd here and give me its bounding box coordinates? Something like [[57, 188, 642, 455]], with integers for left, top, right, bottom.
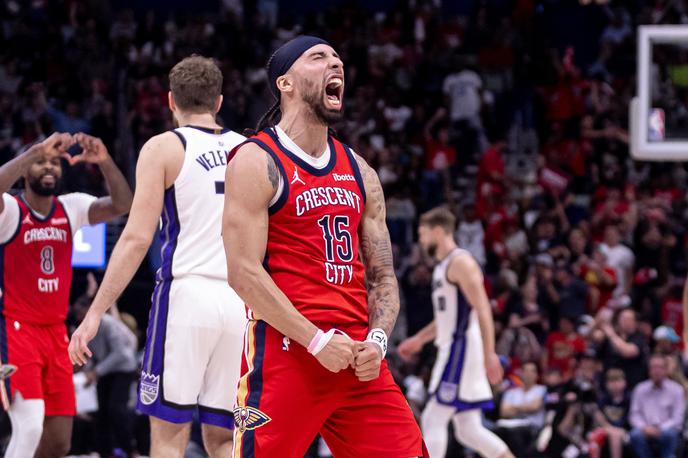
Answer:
[[3, 0, 688, 456]]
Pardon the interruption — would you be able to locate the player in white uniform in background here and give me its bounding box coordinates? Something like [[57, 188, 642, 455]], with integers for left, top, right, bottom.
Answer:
[[399, 207, 514, 458], [69, 56, 246, 458]]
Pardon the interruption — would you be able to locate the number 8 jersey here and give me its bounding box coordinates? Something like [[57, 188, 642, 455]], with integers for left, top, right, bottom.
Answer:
[[239, 127, 369, 338], [0, 193, 93, 325]]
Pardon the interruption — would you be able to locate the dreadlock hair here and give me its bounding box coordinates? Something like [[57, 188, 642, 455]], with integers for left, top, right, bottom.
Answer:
[[245, 99, 281, 136], [242, 49, 283, 137], [245, 99, 339, 139]]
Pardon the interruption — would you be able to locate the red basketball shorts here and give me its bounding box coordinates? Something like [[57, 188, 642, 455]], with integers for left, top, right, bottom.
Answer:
[[232, 320, 426, 458], [1, 318, 75, 416]]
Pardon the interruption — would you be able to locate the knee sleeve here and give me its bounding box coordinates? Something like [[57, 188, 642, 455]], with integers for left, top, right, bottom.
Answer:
[[452, 409, 509, 458], [421, 398, 457, 458], [6, 393, 45, 458]]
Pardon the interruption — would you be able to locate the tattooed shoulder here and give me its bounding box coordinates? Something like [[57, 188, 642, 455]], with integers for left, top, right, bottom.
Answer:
[[266, 153, 279, 191], [354, 153, 373, 184], [353, 153, 384, 216]]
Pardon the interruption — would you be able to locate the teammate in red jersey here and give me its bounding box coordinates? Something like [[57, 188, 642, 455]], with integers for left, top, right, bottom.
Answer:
[[222, 36, 426, 457], [0, 132, 132, 458]]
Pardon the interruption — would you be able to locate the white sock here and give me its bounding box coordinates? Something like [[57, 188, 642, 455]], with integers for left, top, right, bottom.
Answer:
[[6, 392, 45, 458], [452, 409, 509, 458], [421, 398, 457, 458]]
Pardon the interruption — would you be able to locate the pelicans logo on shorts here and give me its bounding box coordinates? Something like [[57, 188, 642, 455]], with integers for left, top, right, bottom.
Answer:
[[233, 406, 271, 432], [140, 372, 160, 405]]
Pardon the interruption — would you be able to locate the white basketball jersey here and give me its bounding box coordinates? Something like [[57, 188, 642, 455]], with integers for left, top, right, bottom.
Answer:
[[158, 126, 245, 282], [429, 247, 492, 403], [431, 248, 475, 350]]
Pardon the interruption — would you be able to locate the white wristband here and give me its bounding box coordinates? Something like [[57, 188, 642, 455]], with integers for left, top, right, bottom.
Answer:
[[311, 329, 336, 356], [366, 328, 387, 358]]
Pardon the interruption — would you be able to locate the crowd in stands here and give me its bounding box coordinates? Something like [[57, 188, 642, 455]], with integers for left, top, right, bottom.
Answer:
[[3, 0, 688, 456]]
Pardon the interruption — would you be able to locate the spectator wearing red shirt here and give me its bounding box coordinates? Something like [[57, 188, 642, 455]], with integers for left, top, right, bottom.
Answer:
[[424, 128, 457, 171], [421, 108, 456, 208], [652, 172, 682, 209], [591, 188, 631, 238], [542, 49, 588, 123], [542, 315, 586, 380], [423, 107, 456, 171], [579, 245, 617, 313], [475, 139, 506, 218]]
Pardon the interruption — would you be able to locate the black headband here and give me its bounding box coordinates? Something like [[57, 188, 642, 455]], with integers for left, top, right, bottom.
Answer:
[[267, 35, 331, 98]]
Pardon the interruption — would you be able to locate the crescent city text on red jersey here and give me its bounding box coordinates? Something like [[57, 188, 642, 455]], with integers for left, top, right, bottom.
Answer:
[[232, 128, 370, 340], [0, 195, 74, 325]]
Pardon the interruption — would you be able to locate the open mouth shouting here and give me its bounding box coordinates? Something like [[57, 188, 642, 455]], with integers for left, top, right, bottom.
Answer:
[[324, 75, 344, 110]]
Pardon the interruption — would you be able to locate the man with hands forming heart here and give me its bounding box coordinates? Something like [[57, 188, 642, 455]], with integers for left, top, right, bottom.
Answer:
[[0, 131, 132, 458]]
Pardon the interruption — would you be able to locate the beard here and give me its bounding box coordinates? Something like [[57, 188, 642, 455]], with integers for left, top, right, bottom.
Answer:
[[301, 82, 343, 125], [425, 242, 438, 259], [27, 174, 61, 196]]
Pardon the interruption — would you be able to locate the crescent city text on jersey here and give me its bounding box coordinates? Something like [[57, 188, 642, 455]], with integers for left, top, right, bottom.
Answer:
[[24, 227, 68, 244], [295, 186, 362, 216]]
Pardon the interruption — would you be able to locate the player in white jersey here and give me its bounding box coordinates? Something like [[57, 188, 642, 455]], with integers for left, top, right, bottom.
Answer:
[[399, 207, 514, 458], [69, 56, 247, 458]]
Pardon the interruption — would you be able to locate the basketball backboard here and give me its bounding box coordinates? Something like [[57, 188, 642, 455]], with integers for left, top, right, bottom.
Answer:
[[631, 25, 688, 161]]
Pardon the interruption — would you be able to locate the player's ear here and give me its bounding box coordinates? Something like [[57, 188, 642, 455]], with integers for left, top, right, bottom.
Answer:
[[214, 95, 223, 114], [276, 75, 292, 95], [168, 91, 176, 112]]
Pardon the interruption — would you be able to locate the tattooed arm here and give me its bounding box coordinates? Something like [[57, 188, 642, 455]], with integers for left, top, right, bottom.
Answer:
[[223, 143, 354, 373], [357, 155, 399, 336], [353, 154, 399, 381]]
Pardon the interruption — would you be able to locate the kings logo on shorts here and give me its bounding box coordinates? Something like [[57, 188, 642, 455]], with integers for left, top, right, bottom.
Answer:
[[139, 371, 159, 405], [438, 381, 459, 404], [233, 406, 271, 432]]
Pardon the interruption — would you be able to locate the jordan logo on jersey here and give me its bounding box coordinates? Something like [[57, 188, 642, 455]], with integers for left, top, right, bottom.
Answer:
[[22, 214, 33, 226], [291, 168, 305, 185]]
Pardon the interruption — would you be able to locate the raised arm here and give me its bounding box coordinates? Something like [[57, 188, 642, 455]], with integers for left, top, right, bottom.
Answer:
[[69, 132, 179, 365], [0, 133, 74, 213], [601, 323, 639, 358], [68, 133, 133, 223], [448, 253, 504, 385], [223, 144, 353, 373]]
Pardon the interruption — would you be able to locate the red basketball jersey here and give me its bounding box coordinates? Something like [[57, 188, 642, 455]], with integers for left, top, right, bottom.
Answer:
[[0, 195, 74, 325], [242, 129, 369, 339]]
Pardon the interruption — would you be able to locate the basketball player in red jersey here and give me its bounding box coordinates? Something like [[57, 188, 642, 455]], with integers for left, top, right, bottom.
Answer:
[[0, 132, 132, 458], [222, 36, 426, 457]]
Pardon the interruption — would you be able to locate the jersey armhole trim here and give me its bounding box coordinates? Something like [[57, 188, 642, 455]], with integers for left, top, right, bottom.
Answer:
[[244, 138, 289, 215], [0, 201, 22, 246], [165, 130, 188, 191], [444, 249, 469, 287], [342, 144, 367, 203], [60, 198, 76, 237], [171, 130, 187, 149]]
